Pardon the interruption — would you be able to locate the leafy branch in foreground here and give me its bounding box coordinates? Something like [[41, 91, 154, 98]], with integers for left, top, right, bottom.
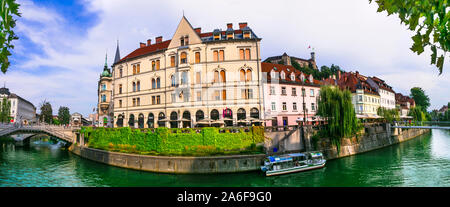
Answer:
[[0, 0, 21, 73], [369, 0, 449, 74]]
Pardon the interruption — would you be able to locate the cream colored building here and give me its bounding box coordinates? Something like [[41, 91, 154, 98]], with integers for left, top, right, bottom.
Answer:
[[98, 55, 114, 127], [110, 16, 263, 128]]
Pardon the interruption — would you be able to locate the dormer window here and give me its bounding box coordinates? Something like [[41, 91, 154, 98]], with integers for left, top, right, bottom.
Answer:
[[271, 70, 276, 79], [290, 73, 295, 81], [243, 31, 251, 39], [301, 74, 305, 82], [214, 33, 221, 40], [281, 71, 285, 80], [309, 75, 313, 83], [180, 37, 185, 46]]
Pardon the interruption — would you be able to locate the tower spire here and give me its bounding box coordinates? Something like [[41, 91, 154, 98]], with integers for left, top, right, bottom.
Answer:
[[105, 52, 108, 68], [114, 40, 121, 64]]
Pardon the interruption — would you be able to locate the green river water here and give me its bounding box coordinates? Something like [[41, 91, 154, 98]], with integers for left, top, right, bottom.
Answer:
[[0, 129, 449, 187]]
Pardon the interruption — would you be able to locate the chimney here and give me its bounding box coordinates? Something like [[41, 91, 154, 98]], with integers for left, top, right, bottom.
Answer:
[[194, 27, 202, 34], [311, 52, 315, 61], [147, 39, 152, 46], [140, 42, 146, 48], [239, 22, 248, 29], [227, 23, 233, 29], [155, 36, 163, 44]]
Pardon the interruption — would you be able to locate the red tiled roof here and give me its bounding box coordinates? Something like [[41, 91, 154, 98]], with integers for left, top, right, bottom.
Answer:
[[261, 62, 319, 86], [117, 40, 171, 64]]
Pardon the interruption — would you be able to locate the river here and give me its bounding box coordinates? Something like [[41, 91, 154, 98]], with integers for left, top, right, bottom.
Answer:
[[0, 129, 449, 187]]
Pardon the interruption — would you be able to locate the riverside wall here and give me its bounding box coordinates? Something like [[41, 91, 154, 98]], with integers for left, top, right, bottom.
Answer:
[[303, 123, 431, 160], [69, 145, 266, 174]]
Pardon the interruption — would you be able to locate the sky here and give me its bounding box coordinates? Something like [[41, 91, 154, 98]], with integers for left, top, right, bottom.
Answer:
[[1, 0, 449, 117]]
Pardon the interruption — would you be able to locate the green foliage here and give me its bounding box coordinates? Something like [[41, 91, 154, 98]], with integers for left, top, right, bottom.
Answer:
[[82, 126, 265, 156], [408, 106, 428, 123], [39, 100, 52, 124], [52, 118, 60, 125], [369, 0, 449, 74], [57, 106, 70, 125], [316, 85, 361, 152], [0, 96, 11, 123], [290, 59, 345, 81], [410, 87, 430, 111], [0, 0, 21, 73], [377, 107, 400, 123]]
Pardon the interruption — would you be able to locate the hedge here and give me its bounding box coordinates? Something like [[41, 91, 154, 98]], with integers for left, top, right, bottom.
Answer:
[[80, 127, 265, 156]]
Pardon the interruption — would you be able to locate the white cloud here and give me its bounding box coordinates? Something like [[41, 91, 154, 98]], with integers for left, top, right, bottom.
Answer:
[[3, 0, 449, 116]]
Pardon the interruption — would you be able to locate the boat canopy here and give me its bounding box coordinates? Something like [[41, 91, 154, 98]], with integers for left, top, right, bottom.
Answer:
[[310, 152, 323, 158], [287, 153, 306, 157], [268, 156, 293, 163]]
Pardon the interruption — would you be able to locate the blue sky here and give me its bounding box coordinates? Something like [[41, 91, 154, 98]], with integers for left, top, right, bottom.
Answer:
[[1, 0, 449, 117]]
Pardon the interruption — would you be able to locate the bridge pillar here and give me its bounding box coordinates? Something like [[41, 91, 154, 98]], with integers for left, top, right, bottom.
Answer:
[[80, 133, 85, 147]]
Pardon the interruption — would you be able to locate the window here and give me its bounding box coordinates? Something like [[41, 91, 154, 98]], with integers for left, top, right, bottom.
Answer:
[[137, 81, 140, 91], [311, 103, 315, 111], [156, 60, 160, 70], [214, 33, 220, 40], [270, 86, 275, 95], [291, 73, 295, 81], [246, 69, 252, 81], [156, 78, 161, 89], [243, 32, 250, 39], [195, 52, 200, 63], [119, 84, 122, 94], [133, 65, 136, 75], [359, 95, 362, 102], [132, 82, 136, 92], [132, 98, 136, 107], [219, 50, 224, 61], [152, 79, 156, 89], [359, 105, 363, 112], [310, 89, 314, 96], [281, 72, 285, 80], [227, 33, 233, 39], [302, 88, 306, 96], [222, 89, 227, 100], [152, 61, 156, 71], [271, 102, 276, 111], [213, 51, 218, 62], [240, 49, 245, 60], [214, 71, 219, 83], [196, 91, 202, 101], [281, 87, 286, 95], [240, 69, 246, 81], [101, 95, 106, 102], [220, 70, 226, 83], [157, 96, 161, 104], [119, 69, 123, 77], [119, 100, 122, 108], [181, 72, 188, 85], [152, 96, 156, 105], [180, 52, 187, 64], [245, 49, 251, 60], [170, 56, 175, 67], [137, 64, 140, 73], [241, 89, 253, 99], [137, 98, 140, 106], [292, 88, 297, 96], [196, 72, 201, 84], [180, 37, 185, 46], [171, 75, 176, 87], [282, 102, 287, 111], [214, 90, 220, 100]]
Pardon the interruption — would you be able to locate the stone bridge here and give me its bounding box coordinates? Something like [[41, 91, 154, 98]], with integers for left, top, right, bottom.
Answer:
[[0, 124, 78, 143]]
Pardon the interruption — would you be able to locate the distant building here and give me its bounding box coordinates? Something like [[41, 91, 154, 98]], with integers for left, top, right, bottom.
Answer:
[[337, 71, 381, 117], [98, 54, 114, 127], [0, 86, 36, 124], [395, 93, 415, 117], [437, 105, 448, 115], [70, 112, 83, 127], [261, 62, 321, 126], [366, 76, 396, 110], [263, 52, 318, 70], [88, 113, 99, 126]]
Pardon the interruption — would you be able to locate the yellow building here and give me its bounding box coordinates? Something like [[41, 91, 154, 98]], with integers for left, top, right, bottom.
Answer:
[[110, 16, 263, 128]]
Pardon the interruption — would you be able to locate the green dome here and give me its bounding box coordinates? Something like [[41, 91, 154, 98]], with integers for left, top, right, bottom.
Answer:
[[101, 70, 111, 77]]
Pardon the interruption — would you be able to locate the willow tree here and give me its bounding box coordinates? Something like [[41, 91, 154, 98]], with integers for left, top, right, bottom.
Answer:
[[0, 97, 11, 123], [316, 86, 360, 145], [377, 107, 400, 123]]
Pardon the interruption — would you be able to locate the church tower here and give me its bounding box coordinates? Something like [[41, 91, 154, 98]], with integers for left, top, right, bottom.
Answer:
[[97, 53, 113, 127]]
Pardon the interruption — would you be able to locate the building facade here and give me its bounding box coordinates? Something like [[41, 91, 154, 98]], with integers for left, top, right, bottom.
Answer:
[[367, 77, 396, 110], [98, 55, 114, 127], [0, 87, 36, 124], [263, 52, 318, 69], [395, 93, 416, 117], [261, 63, 321, 127], [110, 17, 263, 128]]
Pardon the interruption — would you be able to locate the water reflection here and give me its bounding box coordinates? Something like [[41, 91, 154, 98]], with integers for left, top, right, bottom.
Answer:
[[1, 129, 450, 187]]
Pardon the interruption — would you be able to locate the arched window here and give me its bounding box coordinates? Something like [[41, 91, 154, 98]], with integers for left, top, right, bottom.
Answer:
[[210, 109, 220, 120], [240, 69, 246, 82], [246, 69, 252, 81], [180, 52, 187, 64], [156, 77, 161, 88], [237, 108, 246, 120], [128, 114, 135, 127], [170, 111, 178, 128], [152, 78, 156, 89], [171, 75, 176, 87], [156, 60, 160, 70], [182, 111, 191, 128], [158, 112, 166, 128], [138, 114, 145, 129], [214, 71, 219, 83], [223, 108, 233, 127], [137, 81, 140, 91], [195, 110, 204, 122], [281, 71, 285, 80], [147, 113, 155, 128], [117, 114, 124, 127], [132, 82, 136, 92], [250, 108, 259, 119], [220, 70, 226, 83]]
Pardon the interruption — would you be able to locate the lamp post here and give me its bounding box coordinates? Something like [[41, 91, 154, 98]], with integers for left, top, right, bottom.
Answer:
[[302, 86, 306, 126]]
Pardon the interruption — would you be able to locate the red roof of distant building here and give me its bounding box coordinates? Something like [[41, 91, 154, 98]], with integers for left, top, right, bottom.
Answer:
[[117, 40, 171, 64], [261, 62, 320, 86]]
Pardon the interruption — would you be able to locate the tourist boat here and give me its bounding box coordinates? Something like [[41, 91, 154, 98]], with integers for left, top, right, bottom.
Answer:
[[260, 152, 326, 176]]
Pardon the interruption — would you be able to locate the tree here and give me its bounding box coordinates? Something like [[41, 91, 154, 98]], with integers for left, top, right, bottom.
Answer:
[[57, 106, 70, 125], [369, 0, 449, 74], [39, 101, 52, 124], [410, 87, 430, 111], [0, 96, 11, 123], [408, 106, 427, 123], [377, 107, 400, 123], [0, 0, 21, 73], [316, 85, 362, 152]]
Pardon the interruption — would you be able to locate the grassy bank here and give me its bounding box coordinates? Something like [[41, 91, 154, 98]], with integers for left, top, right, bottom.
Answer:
[[81, 127, 265, 156]]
